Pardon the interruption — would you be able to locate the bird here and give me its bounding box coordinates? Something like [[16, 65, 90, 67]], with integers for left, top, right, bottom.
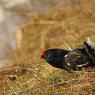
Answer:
[[41, 41, 95, 72], [41, 48, 73, 72]]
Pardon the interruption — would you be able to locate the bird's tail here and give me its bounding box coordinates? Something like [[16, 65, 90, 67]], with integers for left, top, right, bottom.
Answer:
[[86, 37, 95, 49], [84, 37, 95, 66]]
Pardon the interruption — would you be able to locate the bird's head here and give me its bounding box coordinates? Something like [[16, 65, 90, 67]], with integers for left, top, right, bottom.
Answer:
[[40, 49, 53, 60], [40, 50, 46, 59], [40, 48, 69, 62]]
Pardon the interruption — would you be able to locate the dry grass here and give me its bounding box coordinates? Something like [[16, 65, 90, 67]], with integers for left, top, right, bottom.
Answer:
[[1, 1, 95, 94]]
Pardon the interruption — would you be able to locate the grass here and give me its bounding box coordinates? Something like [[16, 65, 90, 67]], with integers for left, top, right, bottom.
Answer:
[[1, 1, 95, 94]]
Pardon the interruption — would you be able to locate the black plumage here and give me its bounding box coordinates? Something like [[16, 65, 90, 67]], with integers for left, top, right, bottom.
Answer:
[[41, 41, 95, 72]]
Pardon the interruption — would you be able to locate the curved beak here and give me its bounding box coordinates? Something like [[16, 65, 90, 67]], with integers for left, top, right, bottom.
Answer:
[[41, 55, 45, 59]]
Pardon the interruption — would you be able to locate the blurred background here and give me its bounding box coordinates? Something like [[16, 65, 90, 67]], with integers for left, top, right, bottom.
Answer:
[[1, 0, 95, 68], [0, 0, 95, 95]]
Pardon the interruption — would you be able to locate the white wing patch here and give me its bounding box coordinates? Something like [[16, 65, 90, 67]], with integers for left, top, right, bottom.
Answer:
[[76, 62, 89, 67], [67, 63, 71, 66]]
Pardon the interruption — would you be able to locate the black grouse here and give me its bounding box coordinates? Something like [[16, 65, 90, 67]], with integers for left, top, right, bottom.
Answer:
[[41, 41, 95, 72]]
